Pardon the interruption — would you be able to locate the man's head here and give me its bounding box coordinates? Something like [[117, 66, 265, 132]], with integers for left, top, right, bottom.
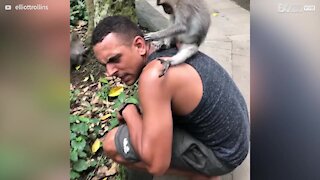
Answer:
[[92, 16, 148, 85]]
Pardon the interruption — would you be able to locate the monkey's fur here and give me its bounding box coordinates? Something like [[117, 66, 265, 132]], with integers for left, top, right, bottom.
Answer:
[[144, 0, 211, 77], [70, 32, 86, 69]]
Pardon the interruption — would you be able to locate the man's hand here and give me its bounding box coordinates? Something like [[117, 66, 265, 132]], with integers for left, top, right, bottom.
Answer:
[[117, 103, 141, 122]]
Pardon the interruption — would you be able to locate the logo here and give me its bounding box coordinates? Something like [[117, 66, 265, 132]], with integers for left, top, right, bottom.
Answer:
[[5, 5, 12, 11], [123, 138, 130, 154], [278, 3, 316, 13]]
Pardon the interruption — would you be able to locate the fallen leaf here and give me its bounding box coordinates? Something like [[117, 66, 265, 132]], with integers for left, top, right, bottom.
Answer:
[[105, 162, 118, 176], [108, 86, 124, 97], [82, 87, 89, 93], [100, 114, 111, 120], [91, 139, 101, 153], [96, 166, 109, 178], [91, 95, 100, 104], [90, 74, 95, 82], [77, 20, 87, 27], [83, 77, 89, 82], [92, 107, 99, 112], [106, 76, 113, 80], [81, 101, 90, 107]]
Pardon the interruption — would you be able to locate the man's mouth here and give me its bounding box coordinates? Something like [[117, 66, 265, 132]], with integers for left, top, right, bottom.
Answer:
[[120, 74, 130, 83]]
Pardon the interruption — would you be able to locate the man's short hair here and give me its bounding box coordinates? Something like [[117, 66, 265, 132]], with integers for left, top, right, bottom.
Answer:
[[91, 16, 144, 46]]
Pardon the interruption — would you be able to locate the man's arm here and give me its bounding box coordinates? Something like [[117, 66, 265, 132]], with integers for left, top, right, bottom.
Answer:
[[122, 61, 173, 176]]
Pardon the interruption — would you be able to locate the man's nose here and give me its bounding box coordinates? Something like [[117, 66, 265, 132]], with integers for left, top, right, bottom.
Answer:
[[106, 64, 118, 76]]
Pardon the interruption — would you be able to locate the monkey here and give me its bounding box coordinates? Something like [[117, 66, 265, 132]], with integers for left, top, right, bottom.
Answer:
[[70, 32, 86, 69], [144, 0, 211, 77]]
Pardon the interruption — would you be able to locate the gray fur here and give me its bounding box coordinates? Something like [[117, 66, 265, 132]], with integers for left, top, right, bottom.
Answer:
[[145, 0, 211, 66], [70, 32, 86, 68]]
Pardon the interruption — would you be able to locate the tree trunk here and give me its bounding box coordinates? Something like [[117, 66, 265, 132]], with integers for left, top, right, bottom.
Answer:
[[84, 0, 95, 44], [84, 0, 137, 44], [93, 0, 137, 26], [83, 0, 137, 75]]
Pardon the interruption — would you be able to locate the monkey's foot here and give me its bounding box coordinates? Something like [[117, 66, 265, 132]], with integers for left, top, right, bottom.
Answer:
[[157, 58, 171, 77], [152, 41, 164, 51]]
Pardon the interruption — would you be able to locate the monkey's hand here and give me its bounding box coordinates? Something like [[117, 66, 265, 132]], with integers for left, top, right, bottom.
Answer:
[[144, 32, 160, 41], [156, 58, 172, 77]]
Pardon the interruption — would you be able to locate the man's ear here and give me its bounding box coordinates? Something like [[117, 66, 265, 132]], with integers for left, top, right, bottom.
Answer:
[[132, 36, 147, 55]]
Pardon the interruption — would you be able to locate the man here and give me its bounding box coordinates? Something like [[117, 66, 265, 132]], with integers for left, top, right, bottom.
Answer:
[[92, 16, 249, 179]]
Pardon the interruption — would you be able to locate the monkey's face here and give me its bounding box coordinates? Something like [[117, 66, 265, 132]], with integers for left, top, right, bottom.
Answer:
[[157, 0, 174, 14], [93, 33, 147, 85], [161, 3, 173, 14]]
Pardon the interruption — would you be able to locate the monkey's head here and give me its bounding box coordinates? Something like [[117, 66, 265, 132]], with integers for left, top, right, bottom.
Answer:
[[157, 0, 176, 14]]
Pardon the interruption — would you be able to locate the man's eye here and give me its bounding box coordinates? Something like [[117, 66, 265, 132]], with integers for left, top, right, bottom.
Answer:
[[109, 54, 121, 63]]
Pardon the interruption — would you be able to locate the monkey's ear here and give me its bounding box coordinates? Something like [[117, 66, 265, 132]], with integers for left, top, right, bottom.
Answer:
[[132, 36, 147, 55]]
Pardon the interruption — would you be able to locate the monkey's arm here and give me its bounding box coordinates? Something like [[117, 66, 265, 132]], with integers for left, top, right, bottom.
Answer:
[[145, 24, 187, 41]]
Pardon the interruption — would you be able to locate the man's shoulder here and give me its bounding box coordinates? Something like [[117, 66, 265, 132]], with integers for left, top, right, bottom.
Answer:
[[140, 59, 200, 92]]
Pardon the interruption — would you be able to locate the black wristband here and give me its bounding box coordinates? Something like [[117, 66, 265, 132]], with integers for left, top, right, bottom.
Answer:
[[118, 103, 140, 117]]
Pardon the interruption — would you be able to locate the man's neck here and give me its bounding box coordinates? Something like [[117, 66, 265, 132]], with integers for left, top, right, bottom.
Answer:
[[146, 42, 157, 60]]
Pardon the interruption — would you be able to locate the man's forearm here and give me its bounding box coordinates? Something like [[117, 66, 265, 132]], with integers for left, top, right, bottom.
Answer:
[[122, 105, 144, 161]]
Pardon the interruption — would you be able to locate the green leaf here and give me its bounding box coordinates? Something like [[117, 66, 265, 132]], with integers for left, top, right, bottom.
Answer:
[[111, 111, 117, 118], [108, 118, 119, 131], [113, 101, 122, 109], [93, 126, 102, 134], [76, 136, 83, 142], [74, 89, 80, 95], [71, 139, 86, 151], [71, 123, 89, 135], [90, 118, 99, 124], [70, 150, 78, 162], [78, 116, 90, 123], [70, 170, 80, 180], [118, 92, 126, 103], [125, 97, 139, 104], [99, 77, 108, 84], [90, 160, 97, 167], [78, 151, 87, 158], [70, 132, 76, 140], [73, 159, 89, 172], [69, 115, 78, 123]]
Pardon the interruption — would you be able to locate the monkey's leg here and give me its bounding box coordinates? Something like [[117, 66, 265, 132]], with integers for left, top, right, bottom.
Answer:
[[163, 37, 174, 49], [170, 43, 198, 65], [144, 24, 187, 41], [156, 44, 198, 77], [156, 58, 171, 78]]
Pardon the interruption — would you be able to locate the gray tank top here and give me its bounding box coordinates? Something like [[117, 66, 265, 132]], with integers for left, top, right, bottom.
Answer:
[[147, 48, 249, 168]]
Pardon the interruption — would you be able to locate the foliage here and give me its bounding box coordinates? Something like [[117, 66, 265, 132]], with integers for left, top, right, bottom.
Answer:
[[70, 75, 139, 179], [70, 89, 80, 103], [70, 0, 88, 26], [69, 115, 100, 179], [106, 0, 137, 23], [70, 0, 139, 177]]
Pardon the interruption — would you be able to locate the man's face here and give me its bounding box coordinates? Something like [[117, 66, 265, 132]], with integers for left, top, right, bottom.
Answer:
[[93, 33, 146, 85]]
